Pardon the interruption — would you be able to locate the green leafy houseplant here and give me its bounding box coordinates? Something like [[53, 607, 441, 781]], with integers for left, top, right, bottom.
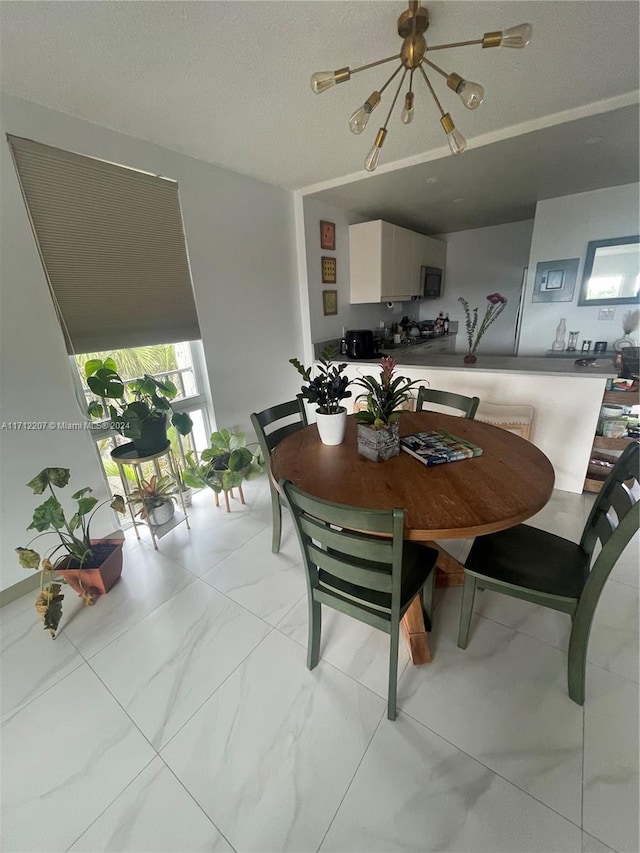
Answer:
[[16, 468, 125, 638], [182, 430, 263, 509], [85, 358, 193, 449], [353, 357, 420, 429], [127, 474, 178, 522], [290, 346, 351, 414]]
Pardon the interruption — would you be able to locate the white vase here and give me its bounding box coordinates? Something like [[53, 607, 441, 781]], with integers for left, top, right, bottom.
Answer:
[[315, 407, 347, 445]]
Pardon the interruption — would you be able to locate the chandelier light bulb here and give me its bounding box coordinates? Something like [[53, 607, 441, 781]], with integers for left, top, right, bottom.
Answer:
[[310, 67, 351, 94], [400, 91, 415, 124], [457, 79, 484, 110], [311, 71, 336, 94], [501, 23, 532, 48], [440, 113, 467, 155], [364, 128, 387, 172], [349, 91, 381, 134]]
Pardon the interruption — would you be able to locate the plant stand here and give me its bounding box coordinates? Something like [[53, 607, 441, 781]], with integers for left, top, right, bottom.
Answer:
[[111, 442, 190, 549], [214, 484, 245, 513]]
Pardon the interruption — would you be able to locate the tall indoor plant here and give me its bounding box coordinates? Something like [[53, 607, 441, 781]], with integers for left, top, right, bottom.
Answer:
[[353, 357, 420, 461], [16, 467, 126, 637], [290, 346, 351, 445], [85, 358, 193, 454]]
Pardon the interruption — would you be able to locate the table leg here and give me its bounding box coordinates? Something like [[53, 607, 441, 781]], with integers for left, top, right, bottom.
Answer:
[[400, 597, 432, 665], [426, 541, 466, 588]]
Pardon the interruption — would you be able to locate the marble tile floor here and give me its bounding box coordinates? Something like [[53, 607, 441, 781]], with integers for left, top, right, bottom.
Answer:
[[1, 476, 638, 853]]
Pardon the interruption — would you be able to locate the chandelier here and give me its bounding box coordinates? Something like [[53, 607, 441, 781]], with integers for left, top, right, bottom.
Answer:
[[311, 1, 532, 171]]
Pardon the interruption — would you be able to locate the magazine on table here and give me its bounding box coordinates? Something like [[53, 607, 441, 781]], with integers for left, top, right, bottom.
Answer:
[[400, 429, 483, 467]]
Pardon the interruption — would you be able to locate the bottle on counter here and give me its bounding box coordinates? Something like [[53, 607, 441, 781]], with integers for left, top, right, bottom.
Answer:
[[443, 313, 449, 334]]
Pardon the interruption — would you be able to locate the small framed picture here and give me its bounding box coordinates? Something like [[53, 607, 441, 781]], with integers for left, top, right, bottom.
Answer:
[[320, 220, 335, 251], [322, 289, 338, 316], [532, 258, 579, 303], [542, 269, 564, 290], [321, 256, 337, 284]]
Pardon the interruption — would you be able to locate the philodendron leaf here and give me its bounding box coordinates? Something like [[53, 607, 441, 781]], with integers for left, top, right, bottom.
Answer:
[[27, 496, 66, 532], [76, 497, 98, 516], [171, 412, 193, 436], [35, 584, 64, 638], [16, 547, 41, 569], [84, 359, 103, 378], [87, 400, 104, 419], [71, 487, 93, 500], [87, 368, 124, 399], [229, 431, 247, 451], [228, 447, 252, 472], [26, 468, 70, 494], [110, 495, 126, 514]]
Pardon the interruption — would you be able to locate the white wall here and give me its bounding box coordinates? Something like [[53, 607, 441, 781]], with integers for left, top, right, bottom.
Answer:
[[0, 94, 303, 591], [421, 220, 534, 355], [302, 198, 411, 344], [518, 183, 640, 356]]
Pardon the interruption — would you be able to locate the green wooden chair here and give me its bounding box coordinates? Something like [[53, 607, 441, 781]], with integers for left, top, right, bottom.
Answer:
[[250, 399, 308, 553], [416, 386, 480, 419], [281, 480, 438, 720], [458, 440, 639, 705]]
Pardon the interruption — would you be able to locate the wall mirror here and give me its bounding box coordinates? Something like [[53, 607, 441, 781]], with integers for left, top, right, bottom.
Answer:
[[578, 235, 640, 306]]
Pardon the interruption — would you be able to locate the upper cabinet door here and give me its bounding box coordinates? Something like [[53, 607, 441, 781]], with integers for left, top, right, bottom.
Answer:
[[384, 225, 415, 299]]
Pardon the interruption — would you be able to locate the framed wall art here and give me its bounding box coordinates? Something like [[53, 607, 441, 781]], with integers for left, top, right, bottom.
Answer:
[[320, 220, 335, 251], [322, 289, 338, 316], [321, 256, 337, 284], [532, 258, 579, 303]]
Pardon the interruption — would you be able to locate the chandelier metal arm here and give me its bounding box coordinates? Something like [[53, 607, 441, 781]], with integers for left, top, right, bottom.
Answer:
[[423, 57, 449, 81], [418, 64, 445, 117], [378, 63, 405, 97], [426, 38, 483, 52], [382, 68, 409, 130], [351, 53, 402, 76]]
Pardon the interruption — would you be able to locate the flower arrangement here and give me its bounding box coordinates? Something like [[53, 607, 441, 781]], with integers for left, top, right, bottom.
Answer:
[[353, 357, 420, 429], [290, 346, 351, 414], [458, 292, 508, 357]]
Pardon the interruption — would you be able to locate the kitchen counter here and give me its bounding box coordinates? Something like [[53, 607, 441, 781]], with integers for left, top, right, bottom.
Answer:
[[371, 351, 617, 378]]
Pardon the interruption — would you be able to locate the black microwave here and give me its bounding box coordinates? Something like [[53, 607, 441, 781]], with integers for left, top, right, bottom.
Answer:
[[421, 265, 443, 299]]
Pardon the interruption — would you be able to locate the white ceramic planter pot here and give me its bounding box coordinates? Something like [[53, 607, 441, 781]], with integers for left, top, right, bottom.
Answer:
[[316, 407, 347, 446], [149, 500, 175, 527]]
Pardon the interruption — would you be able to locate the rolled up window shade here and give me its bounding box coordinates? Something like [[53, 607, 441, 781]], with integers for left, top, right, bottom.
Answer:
[[7, 135, 201, 353]]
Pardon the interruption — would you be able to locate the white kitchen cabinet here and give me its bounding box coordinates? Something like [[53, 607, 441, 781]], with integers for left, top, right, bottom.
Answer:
[[412, 232, 447, 277], [349, 220, 438, 303]]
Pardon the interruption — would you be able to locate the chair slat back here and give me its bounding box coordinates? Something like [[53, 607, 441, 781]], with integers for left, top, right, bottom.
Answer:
[[416, 387, 479, 419], [251, 398, 307, 457], [282, 480, 405, 615], [581, 442, 639, 588]]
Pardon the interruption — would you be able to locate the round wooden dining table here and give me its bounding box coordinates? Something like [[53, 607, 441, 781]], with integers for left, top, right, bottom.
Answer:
[[271, 410, 555, 664]]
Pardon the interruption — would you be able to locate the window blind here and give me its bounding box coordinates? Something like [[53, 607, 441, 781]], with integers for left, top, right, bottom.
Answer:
[[7, 135, 201, 353]]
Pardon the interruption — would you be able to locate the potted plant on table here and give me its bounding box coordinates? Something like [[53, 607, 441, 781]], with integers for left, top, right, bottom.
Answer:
[[290, 346, 352, 445], [353, 356, 420, 461], [127, 474, 178, 526], [458, 293, 508, 363], [85, 358, 193, 455], [16, 467, 126, 638], [182, 429, 263, 512]]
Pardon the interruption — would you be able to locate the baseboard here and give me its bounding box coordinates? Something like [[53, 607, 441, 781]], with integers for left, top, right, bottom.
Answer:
[[0, 571, 41, 607]]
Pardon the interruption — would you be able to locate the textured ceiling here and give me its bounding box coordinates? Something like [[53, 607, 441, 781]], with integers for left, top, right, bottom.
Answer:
[[308, 105, 640, 233], [1, 1, 639, 192]]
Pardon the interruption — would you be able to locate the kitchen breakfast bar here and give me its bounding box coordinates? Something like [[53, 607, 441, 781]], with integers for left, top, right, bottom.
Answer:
[[323, 350, 617, 494]]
